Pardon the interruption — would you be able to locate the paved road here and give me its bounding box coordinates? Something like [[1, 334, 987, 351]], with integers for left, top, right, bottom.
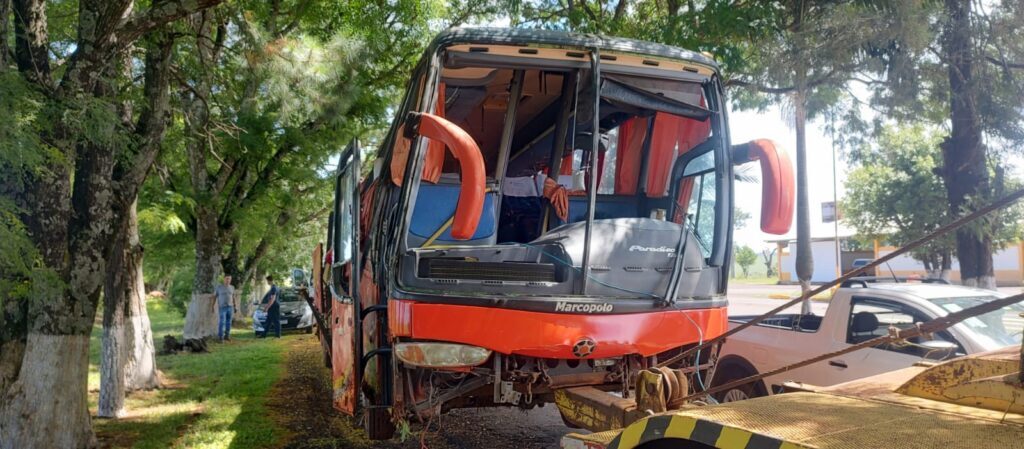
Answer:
[[727, 283, 828, 316]]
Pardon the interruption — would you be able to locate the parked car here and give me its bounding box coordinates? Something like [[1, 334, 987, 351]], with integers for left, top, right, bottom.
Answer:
[[850, 258, 873, 269], [711, 281, 1024, 402], [253, 287, 314, 336]]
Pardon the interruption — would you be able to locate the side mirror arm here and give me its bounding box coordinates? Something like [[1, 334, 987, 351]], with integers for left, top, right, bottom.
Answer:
[[404, 112, 486, 240], [732, 139, 794, 235]]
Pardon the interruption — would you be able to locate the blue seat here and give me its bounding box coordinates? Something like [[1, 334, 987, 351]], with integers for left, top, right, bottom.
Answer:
[[409, 181, 497, 246], [560, 196, 639, 224]]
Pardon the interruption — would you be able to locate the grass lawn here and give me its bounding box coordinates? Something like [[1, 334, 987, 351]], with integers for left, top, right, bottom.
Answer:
[[88, 300, 288, 449]]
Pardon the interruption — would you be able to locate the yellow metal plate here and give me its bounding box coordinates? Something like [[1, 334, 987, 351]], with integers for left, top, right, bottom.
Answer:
[[606, 393, 1024, 449]]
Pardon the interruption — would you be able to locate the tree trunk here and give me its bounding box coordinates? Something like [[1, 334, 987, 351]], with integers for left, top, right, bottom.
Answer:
[[941, 0, 995, 290], [793, 89, 814, 313], [0, 333, 94, 449], [183, 206, 221, 341], [0, 339, 25, 400], [0, 0, 10, 68], [124, 275, 160, 391], [99, 201, 160, 419], [183, 292, 218, 341], [940, 251, 952, 281]]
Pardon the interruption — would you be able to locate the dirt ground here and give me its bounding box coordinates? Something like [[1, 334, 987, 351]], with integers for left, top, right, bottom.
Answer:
[[267, 335, 571, 449]]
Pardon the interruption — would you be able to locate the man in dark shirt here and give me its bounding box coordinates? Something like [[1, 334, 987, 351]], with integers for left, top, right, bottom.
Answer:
[[262, 275, 281, 338]]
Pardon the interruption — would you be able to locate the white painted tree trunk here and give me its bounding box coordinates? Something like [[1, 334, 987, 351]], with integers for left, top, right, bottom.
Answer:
[[125, 275, 160, 391], [183, 292, 219, 340], [231, 291, 245, 325], [963, 275, 997, 290], [98, 323, 128, 418], [99, 202, 160, 418], [244, 278, 268, 320], [239, 289, 251, 321], [183, 205, 221, 341], [0, 333, 95, 449]]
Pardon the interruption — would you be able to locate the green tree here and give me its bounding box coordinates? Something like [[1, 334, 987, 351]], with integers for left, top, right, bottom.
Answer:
[[735, 245, 758, 278], [727, 1, 896, 310], [163, 1, 505, 341], [843, 126, 957, 279], [734, 207, 752, 230], [762, 247, 777, 277], [851, 0, 1024, 289], [844, 125, 1022, 281], [0, 1, 223, 446], [517, 0, 781, 73]]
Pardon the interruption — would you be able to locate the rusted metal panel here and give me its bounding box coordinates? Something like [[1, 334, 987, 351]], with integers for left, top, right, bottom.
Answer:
[[896, 347, 1024, 415], [547, 372, 611, 389], [331, 301, 358, 415], [554, 387, 640, 432]]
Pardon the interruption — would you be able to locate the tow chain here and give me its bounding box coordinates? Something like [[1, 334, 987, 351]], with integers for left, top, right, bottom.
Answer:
[[658, 186, 1024, 369]]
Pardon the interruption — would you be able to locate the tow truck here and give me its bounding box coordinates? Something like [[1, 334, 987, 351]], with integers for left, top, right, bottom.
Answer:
[[562, 344, 1024, 449], [308, 27, 794, 439]]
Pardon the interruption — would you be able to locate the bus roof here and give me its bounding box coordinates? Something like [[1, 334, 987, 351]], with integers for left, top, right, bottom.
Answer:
[[428, 27, 720, 72]]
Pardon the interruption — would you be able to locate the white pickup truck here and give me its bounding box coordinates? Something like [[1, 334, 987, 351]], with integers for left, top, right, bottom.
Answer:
[[711, 280, 1024, 402]]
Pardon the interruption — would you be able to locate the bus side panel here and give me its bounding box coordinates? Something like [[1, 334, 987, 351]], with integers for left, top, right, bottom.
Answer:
[[332, 299, 358, 415]]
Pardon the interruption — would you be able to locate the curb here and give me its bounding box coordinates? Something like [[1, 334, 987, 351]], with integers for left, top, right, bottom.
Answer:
[[767, 292, 831, 302]]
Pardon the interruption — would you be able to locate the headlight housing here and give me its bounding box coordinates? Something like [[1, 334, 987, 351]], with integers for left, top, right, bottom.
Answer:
[[394, 342, 492, 369]]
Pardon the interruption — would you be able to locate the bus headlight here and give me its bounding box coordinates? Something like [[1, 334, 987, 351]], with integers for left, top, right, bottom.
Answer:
[[394, 342, 492, 369]]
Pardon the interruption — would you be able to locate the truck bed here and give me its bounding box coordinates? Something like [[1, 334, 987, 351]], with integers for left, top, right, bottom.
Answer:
[[729, 313, 823, 332]]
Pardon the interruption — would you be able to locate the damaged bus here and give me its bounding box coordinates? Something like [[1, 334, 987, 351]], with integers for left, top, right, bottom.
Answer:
[[310, 27, 794, 438]]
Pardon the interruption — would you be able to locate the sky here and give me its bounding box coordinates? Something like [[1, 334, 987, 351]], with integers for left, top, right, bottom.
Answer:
[[728, 106, 852, 251], [729, 103, 1024, 252]]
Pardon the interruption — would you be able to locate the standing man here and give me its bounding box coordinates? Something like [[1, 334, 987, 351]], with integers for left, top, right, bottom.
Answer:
[[215, 275, 235, 342], [262, 275, 281, 339]]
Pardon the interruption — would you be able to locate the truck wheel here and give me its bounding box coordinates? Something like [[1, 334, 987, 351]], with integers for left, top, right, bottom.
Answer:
[[711, 366, 765, 403], [719, 385, 754, 403]]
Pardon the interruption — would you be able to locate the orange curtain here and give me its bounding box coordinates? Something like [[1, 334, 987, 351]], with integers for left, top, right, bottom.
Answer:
[[389, 126, 411, 186], [645, 112, 711, 197], [614, 117, 648, 195], [673, 177, 695, 223], [645, 112, 683, 196], [560, 154, 574, 176]]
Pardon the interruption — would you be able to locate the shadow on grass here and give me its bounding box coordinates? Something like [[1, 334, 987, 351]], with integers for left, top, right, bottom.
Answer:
[[91, 299, 290, 449]]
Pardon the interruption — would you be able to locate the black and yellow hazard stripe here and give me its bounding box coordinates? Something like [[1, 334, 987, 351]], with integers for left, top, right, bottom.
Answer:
[[606, 414, 808, 449]]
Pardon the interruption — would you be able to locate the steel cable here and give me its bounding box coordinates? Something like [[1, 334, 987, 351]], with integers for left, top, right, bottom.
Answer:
[[658, 186, 1024, 369], [681, 291, 1024, 402]]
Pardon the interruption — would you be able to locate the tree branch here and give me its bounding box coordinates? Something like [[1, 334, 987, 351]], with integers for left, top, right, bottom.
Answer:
[[12, 0, 52, 87], [985, 55, 1024, 70], [0, 0, 12, 68], [117, 30, 177, 201], [117, 0, 224, 47], [727, 67, 847, 95]]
